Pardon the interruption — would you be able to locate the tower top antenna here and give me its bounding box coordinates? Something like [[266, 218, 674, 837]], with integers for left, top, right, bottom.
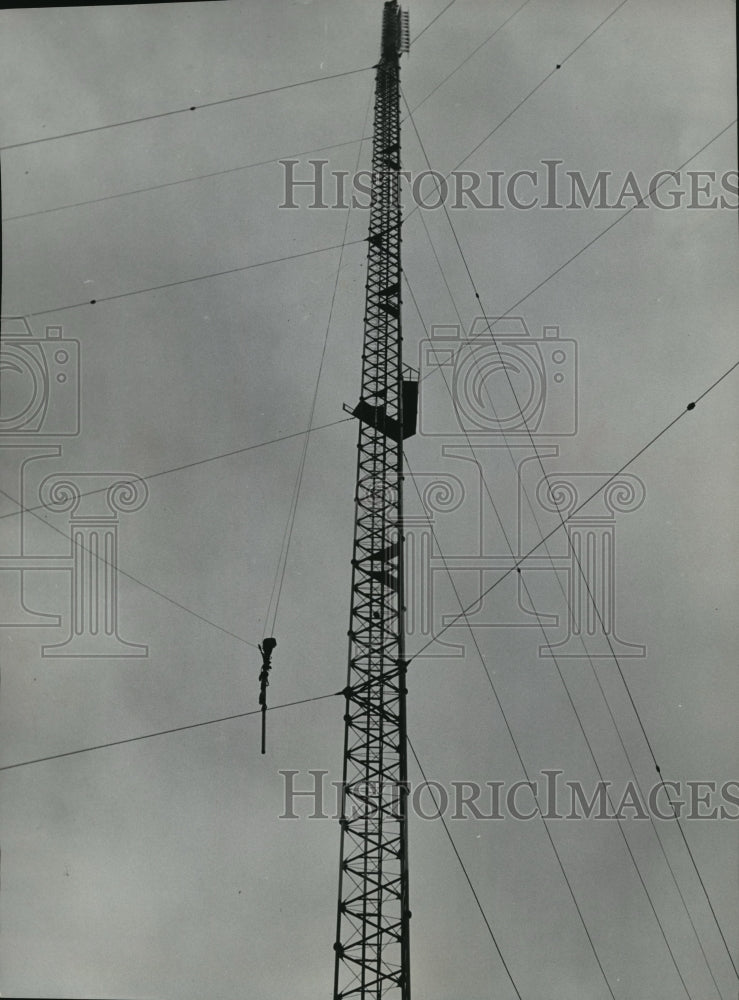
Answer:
[[381, 2, 410, 60]]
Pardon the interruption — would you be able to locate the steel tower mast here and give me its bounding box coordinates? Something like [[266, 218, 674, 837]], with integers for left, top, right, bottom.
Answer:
[[333, 4, 415, 999]]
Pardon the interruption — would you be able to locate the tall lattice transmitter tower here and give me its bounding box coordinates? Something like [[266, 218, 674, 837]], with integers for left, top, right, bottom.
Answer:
[[333, 4, 416, 999]]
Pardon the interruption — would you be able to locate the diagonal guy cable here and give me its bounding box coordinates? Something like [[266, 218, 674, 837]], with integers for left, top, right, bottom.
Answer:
[[0, 691, 342, 772], [0, 482, 260, 650], [0, 66, 374, 152], [402, 79, 739, 984], [0, 418, 352, 526]]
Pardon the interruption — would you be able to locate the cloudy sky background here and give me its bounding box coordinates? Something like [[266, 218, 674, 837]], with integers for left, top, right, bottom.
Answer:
[[0, 1, 737, 998]]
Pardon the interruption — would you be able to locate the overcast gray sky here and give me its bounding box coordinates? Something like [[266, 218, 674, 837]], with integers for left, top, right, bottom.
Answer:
[[0, 1, 737, 998]]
